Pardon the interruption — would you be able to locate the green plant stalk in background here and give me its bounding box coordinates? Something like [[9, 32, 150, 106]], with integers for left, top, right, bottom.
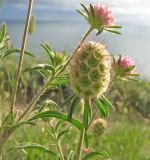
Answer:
[[0, 0, 34, 157], [10, 0, 34, 114], [49, 122, 65, 160], [75, 100, 86, 160]]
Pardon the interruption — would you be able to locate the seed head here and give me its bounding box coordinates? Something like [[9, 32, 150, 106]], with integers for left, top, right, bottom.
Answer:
[[69, 42, 111, 99]]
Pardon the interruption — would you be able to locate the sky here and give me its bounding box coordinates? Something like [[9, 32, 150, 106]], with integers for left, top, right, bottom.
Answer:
[[0, 0, 150, 78], [1, 0, 150, 22]]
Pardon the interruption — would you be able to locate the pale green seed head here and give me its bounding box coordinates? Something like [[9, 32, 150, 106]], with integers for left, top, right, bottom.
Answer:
[[69, 41, 111, 99]]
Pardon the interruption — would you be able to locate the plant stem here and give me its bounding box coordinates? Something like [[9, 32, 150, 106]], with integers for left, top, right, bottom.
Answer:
[[9, 0, 34, 114], [18, 76, 53, 121], [18, 27, 93, 121], [75, 100, 86, 160], [49, 123, 65, 160], [87, 75, 118, 130], [55, 27, 93, 77], [87, 109, 98, 129]]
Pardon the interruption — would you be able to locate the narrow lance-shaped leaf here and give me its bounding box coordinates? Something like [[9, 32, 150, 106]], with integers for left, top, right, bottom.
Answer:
[[3, 48, 35, 58], [90, 4, 95, 18], [12, 143, 58, 159], [127, 73, 140, 77], [41, 44, 54, 65], [96, 27, 104, 36], [118, 54, 122, 65], [112, 54, 115, 63], [55, 120, 63, 133], [82, 150, 110, 160], [124, 65, 135, 72], [105, 29, 121, 35], [67, 151, 74, 160], [0, 23, 6, 43], [57, 129, 69, 142], [10, 121, 36, 130], [101, 95, 115, 110], [107, 25, 122, 28], [52, 75, 69, 85], [80, 4, 90, 17], [28, 111, 81, 130], [95, 99, 109, 117], [76, 9, 87, 18], [67, 96, 81, 121], [24, 64, 55, 75]]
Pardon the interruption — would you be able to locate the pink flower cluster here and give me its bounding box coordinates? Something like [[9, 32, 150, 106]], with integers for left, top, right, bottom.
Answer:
[[94, 4, 114, 26], [115, 55, 136, 75]]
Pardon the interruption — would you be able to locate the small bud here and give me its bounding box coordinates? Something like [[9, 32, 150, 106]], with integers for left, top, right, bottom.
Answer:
[[83, 147, 90, 153], [113, 55, 139, 78], [93, 118, 107, 136]]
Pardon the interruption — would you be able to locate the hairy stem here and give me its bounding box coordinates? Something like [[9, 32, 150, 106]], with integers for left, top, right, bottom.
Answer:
[[10, 0, 34, 114], [49, 123, 65, 160], [18, 76, 53, 121], [55, 27, 93, 77], [18, 27, 93, 121], [87, 109, 98, 129], [75, 100, 86, 160]]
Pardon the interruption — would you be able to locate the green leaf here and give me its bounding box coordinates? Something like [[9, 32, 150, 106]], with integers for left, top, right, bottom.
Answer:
[[45, 128, 55, 139], [55, 120, 63, 133], [128, 78, 138, 82], [67, 96, 81, 121], [107, 25, 122, 28], [10, 121, 36, 130], [101, 95, 115, 110], [90, 4, 95, 18], [3, 48, 35, 58], [52, 75, 69, 85], [105, 29, 121, 35], [96, 27, 104, 36], [29, 111, 81, 130], [12, 143, 58, 158], [61, 94, 75, 108], [82, 150, 110, 160], [124, 65, 135, 72], [81, 4, 90, 17], [128, 73, 140, 77], [67, 150, 74, 160], [44, 100, 58, 108], [24, 64, 55, 75], [118, 54, 122, 65], [95, 99, 109, 117], [0, 23, 6, 43], [84, 132, 89, 148], [57, 129, 69, 141], [76, 9, 87, 18], [41, 44, 54, 65], [112, 54, 115, 63]]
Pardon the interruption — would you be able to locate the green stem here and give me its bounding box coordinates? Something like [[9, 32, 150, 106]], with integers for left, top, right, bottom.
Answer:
[[75, 100, 86, 160], [55, 27, 93, 77], [18, 76, 53, 121], [18, 27, 93, 121], [9, 0, 34, 114], [49, 123, 65, 160], [87, 74, 118, 130], [87, 109, 98, 130]]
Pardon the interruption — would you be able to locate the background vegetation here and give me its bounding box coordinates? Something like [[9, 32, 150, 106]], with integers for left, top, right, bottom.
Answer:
[[1, 57, 150, 160]]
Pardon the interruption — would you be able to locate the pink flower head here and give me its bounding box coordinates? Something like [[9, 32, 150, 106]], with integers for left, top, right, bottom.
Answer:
[[93, 4, 114, 26], [114, 55, 138, 77], [83, 147, 90, 153]]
